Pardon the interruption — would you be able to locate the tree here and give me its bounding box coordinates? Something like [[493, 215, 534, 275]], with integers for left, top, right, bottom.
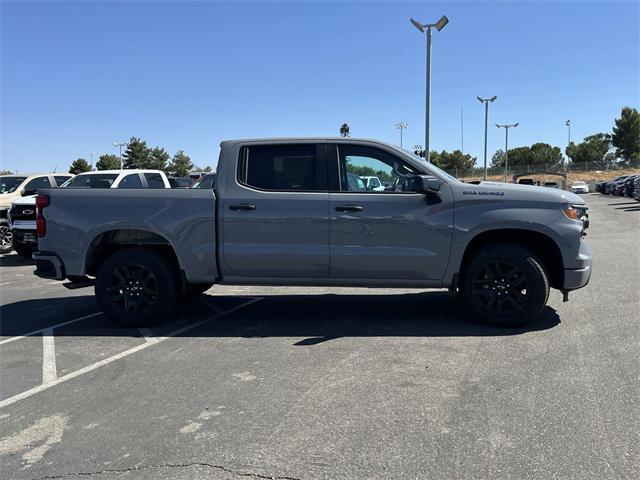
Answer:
[[202, 165, 213, 172], [69, 158, 91, 174], [491, 149, 506, 167], [0, 170, 13, 175], [491, 143, 563, 169], [339, 123, 350, 137], [122, 137, 150, 169], [168, 150, 193, 177], [612, 107, 640, 166], [96, 154, 121, 170], [565, 133, 616, 169], [148, 147, 170, 171], [431, 150, 476, 172]]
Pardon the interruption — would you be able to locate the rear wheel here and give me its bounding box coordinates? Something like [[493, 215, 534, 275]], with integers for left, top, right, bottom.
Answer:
[[0, 219, 13, 254], [462, 243, 549, 327], [95, 248, 178, 327]]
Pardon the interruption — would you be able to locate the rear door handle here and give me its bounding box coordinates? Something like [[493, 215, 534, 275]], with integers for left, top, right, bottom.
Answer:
[[335, 205, 363, 212], [229, 204, 256, 211]]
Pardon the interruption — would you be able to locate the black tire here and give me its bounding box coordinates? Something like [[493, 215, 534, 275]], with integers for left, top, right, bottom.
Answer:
[[95, 248, 178, 327], [0, 218, 13, 254], [14, 243, 34, 259], [462, 243, 550, 327]]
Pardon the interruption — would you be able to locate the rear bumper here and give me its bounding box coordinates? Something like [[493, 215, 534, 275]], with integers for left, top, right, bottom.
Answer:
[[563, 241, 592, 290], [33, 252, 66, 280], [12, 227, 38, 246]]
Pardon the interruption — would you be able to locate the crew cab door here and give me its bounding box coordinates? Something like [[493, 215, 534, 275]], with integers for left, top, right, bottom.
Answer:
[[328, 143, 453, 281], [220, 143, 330, 278]]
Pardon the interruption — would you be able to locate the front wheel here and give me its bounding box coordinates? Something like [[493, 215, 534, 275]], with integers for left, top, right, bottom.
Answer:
[[462, 243, 550, 327], [0, 219, 13, 254], [95, 248, 178, 327]]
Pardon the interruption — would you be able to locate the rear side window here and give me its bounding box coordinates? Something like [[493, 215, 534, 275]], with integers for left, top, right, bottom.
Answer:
[[238, 144, 325, 191], [23, 176, 52, 194], [144, 173, 166, 189], [64, 174, 118, 188], [118, 174, 143, 189], [54, 175, 73, 186]]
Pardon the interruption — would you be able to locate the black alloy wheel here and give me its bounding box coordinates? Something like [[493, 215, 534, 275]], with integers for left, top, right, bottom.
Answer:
[[106, 264, 159, 316], [470, 260, 528, 316]]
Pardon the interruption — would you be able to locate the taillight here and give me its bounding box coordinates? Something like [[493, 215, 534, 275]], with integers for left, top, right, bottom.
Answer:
[[36, 194, 50, 237]]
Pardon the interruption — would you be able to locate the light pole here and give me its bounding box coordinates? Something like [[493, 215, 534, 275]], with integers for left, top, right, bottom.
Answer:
[[496, 122, 518, 182], [396, 122, 408, 148], [477, 96, 497, 180], [410, 15, 449, 163], [565, 119, 571, 145], [90, 152, 95, 171], [113, 142, 128, 169]]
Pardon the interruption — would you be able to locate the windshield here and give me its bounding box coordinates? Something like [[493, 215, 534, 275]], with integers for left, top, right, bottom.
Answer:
[[397, 149, 459, 182], [0, 176, 28, 194], [63, 173, 119, 188]]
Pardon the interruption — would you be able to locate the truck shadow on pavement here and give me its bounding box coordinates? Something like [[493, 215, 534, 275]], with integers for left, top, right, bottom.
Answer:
[[0, 254, 33, 267], [0, 292, 560, 342]]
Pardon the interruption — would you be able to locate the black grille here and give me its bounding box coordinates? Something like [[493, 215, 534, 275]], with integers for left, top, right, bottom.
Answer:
[[9, 204, 36, 221]]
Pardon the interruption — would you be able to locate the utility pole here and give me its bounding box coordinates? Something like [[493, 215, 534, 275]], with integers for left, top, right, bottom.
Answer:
[[410, 15, 449, 162], [496, 122, 519, 182], [395, 122, 408, 148], [113, 142, 128, 169], [477, 96, 497, 180]]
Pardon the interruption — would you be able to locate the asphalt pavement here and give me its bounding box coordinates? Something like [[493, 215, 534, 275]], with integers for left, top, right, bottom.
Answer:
[[0, 193, 638, 480]]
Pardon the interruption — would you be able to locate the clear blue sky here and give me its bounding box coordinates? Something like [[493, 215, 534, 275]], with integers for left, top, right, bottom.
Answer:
[[1, 0, 638, 173]]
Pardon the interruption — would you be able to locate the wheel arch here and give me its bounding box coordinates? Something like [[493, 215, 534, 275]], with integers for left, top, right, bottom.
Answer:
[[458, 228, 564, 290]]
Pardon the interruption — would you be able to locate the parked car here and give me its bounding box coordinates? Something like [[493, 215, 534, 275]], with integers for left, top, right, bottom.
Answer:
[[360, 175, 385, 192], [34, 137, 591, 329], [570, 181, 589, 194], [606, 176, 631, 195], [634, 176, 640, 201], [518, 178, 535, 185], [1, 173, 72, 254], [543, 181, 559, 189], [168, 177, 194, 189], [622, 175, 638, 197], [9, 170, 169, 259], [190, 173, 216, 189]]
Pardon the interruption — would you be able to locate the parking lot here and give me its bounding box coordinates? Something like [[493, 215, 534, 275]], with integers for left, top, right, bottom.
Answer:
[[0, 193, 638, 479]]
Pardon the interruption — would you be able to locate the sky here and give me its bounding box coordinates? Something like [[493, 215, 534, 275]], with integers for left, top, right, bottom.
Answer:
[[1, 0, 638, 173]]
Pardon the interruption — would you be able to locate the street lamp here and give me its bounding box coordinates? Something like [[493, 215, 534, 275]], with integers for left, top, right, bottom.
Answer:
[[395, 122, 408, 148], [112, 142, 128, 169], [410, 15, 449, 163], [565, 119, 571, 145], [477, 95, 497, 180], [496, 122, 519, 182]]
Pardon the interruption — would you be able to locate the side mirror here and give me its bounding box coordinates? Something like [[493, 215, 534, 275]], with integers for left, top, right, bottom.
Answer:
[[411, 175, 442, 193], [19, 188, 26, 196]]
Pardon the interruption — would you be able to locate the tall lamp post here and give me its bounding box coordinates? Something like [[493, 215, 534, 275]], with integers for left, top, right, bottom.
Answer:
[[477, 95, 497, 180], [565, 119, 571, 145], [113, 142, 128, 169], [410, 15, 449, 163], [396, 122, 408, 148], [496, 122, 518, 182]]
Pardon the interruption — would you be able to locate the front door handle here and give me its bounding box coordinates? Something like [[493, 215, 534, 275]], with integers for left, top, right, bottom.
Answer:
[[229, 204, 256, 211], [335, 205, 363, 212]]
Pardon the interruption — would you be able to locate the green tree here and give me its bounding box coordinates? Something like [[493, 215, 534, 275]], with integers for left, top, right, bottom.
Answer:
[[612, 106, 640, 166], [148, 147, 170, 171], [122, 137, 150, 169], [0, 170, 14, 175], [95, 154, 121, 170], [431, 150, 476, 172], [203, 165, 213, 173], [168, 150, 193, 177], [565, 133, 616, 169], [491, 149, 506, 167], [492, 144, 563, 168], [69, 158, 92, 174]]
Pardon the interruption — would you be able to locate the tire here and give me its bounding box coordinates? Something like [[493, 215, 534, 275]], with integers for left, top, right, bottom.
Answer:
[[14, 243, 34, 259], [95, 248, 178, 327], [0, 219, 13, 254], [462, 243, 550, 327]]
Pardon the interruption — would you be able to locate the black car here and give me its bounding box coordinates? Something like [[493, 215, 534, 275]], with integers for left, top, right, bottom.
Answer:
[[602, 175, 629, 195], [622, 175, 638, 197]]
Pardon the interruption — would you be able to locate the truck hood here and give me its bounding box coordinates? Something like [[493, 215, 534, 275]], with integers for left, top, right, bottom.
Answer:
[[10, 195, 37, 206], [459, 181, 586, 205]]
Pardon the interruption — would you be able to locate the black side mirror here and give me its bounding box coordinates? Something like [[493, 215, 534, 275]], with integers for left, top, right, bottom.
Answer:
[[411, 175, 442, 193]]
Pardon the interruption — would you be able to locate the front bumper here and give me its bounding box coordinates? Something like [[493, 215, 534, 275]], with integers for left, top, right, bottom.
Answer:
[[563, 240, 592, 290], [33, 252, 66, 280]]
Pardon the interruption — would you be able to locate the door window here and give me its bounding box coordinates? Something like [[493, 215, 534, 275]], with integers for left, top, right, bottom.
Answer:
[[238, 144, 325, 191], [54, 175, 73, 186], [337, 145, 417, 193], [117, 174, 143, 189], [23, 176, 52, 195], [144, 173, 166, 189]]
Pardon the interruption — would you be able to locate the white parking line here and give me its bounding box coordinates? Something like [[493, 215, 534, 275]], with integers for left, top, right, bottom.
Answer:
[[42, 328, 57, 384], [0, 297, 263, 409], [0, 281, 12, 287], [0, 312, 103, 346]]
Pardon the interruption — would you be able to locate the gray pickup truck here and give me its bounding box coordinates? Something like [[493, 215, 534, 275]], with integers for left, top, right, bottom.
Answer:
[[33, 138, 591, 327]]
